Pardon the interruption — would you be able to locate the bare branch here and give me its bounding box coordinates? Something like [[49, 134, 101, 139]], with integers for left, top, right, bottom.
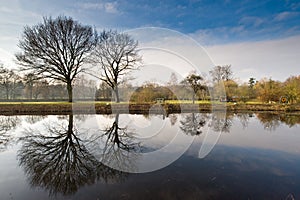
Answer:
[[15, 16, 97, 102], [93, 30, 142, 102]]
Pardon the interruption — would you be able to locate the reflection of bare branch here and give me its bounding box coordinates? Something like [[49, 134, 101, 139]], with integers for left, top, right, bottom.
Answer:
[[18, 114, 127, 196], [0, 116, 19, 152], [210, 113, 233, 133], [25, 115, 46, 124], [169, 114, 178, 126], [180, 113, 208, 136], [95, 114, 140, 172], [235, 113, 253, 129]]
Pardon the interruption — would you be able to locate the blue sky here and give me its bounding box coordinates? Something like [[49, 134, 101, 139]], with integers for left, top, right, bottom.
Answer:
[[0, 0, 300, 81]]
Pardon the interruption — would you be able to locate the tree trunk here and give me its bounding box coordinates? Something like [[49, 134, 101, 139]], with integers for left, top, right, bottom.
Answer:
[[29, 85, 33, 100], [5, 86, 9, 100], [67, 82, 73, 103], [68, 114, 74, 134], [192, 93, 195, 104], [114, 86, 120, 103]]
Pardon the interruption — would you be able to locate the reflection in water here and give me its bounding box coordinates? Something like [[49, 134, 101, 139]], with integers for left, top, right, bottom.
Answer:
[[210, 112, 233, 133], [256, 113, 281, 131], [95, 113, 140, 172], [169, 114, 178, 126], [25, 115, 46, 124], [18, 115, 127, 196], [9, 113, 300, 199], [179, 112, 233, 136], [257, 113, 300, 131], [180, 113, 208, 136], [235, 113, 254, 129], [0, 116, 19, 152]]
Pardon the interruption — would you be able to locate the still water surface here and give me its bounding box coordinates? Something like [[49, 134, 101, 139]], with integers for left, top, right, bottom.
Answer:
[[0, 112, 300, 200]]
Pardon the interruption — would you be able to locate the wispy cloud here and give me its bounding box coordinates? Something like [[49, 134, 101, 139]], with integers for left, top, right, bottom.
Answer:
[[79, 1, 119, 14], [274, 11, 299, 21], [189, 26, 247, 45], [239, 16, 264, 27], [205, 35, 300, 82]]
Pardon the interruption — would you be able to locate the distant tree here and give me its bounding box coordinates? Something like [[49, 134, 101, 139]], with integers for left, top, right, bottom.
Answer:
[[93, 30, 141, 102], [16, 16, 97, 102], [32, 80, 49, 99], [73, 75, 97, 100], [209, 65, 233, 83], [222, 65, 233, 81], [167, 72, 179, 100], [181, 73, 205, 104], [248, 77, 256, 88], [224, 79, 238, 99], [96, 81, 112, 100], [248, 77, 256, 99], [256, 78, 283, 102], [23, 73, 40, 99], [209, 66, 222, 83], [0, 66, 22, 99], [237, 83, 249, 102], [283, 75, 300, 104], [167, 72, 178, 86]]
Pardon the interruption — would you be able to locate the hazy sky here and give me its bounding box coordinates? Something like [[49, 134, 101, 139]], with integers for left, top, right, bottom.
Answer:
[[0, 0, 300, 82]]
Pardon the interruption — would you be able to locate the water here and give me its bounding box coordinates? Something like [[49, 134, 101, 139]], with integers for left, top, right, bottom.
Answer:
[[0, 112, 300, 200]]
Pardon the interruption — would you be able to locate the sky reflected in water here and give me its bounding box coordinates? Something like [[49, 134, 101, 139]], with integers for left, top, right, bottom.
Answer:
[[0, 112, 299, 200]]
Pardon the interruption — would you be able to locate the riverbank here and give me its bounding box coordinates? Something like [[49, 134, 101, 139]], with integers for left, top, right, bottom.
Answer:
[[0, 102, 300, 115]]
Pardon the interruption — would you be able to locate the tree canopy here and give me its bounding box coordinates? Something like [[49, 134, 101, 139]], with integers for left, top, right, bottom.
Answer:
[[93, 30, 141, 102], [16, 16, 97, 102]]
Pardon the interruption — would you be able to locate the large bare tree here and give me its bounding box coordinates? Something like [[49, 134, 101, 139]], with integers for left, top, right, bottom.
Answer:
[[93, 30, 141, 102], [16, 16, 97, 102]]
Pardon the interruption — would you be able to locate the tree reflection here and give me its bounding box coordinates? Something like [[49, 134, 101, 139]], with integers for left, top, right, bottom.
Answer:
[[279, 114, 300, 127], [180, 113, 208, 136], [235, 113, 253, 129], [0, 116, 19, 152], [180, 112, 234, 135], [256, 113, 300, 130], [25, 115, 46, 124], [18, 114, 128, 196], [256, 113, 281, 131], [169, 114, 178, 126], [210, 112, 233, 133], [96, 113, 140, 172]]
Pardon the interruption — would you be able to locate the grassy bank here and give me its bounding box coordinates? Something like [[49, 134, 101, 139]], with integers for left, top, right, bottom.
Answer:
[[0, 101, 300, 115]]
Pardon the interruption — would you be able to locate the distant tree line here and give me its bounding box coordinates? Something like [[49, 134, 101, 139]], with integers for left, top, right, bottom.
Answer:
[[0, 64, 97, 101], [0, 15, 299, 104]]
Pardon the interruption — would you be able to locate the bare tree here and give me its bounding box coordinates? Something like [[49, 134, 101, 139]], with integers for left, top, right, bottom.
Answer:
[[23, 73, 40, 99], [209, 65, 223, 83], [209, 65, 233, 83], [16, 16, 97, 102], [93, 30, 141, 102], [0, 66, 22, 99], [222, 64, 233, 81]]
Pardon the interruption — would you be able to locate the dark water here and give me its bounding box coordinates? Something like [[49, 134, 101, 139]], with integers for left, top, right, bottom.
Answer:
[[0, 112, 300, 200]]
